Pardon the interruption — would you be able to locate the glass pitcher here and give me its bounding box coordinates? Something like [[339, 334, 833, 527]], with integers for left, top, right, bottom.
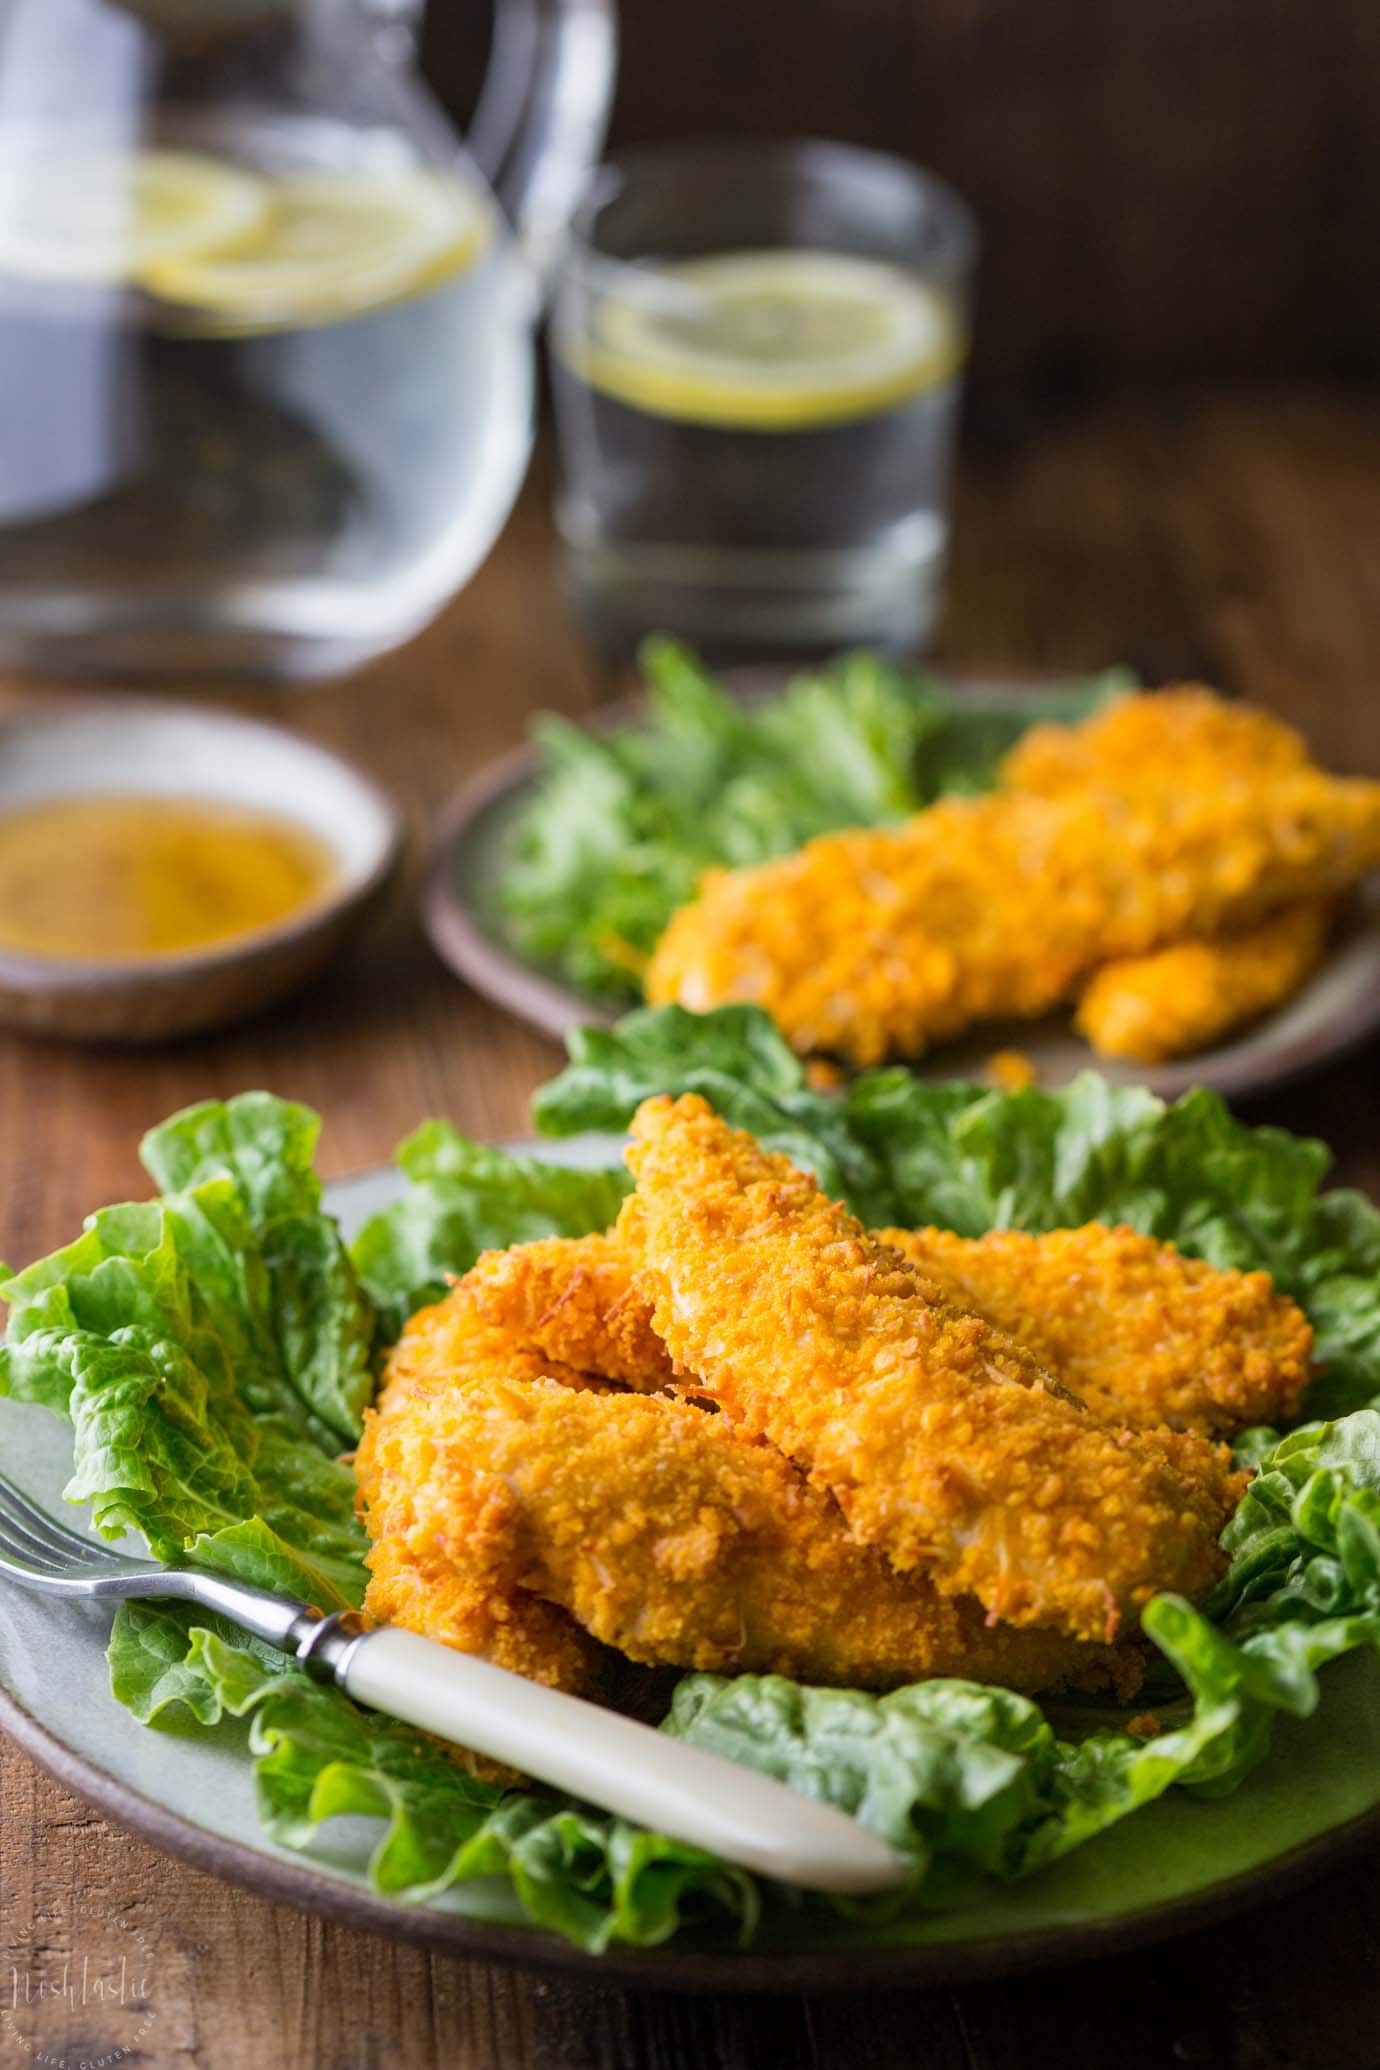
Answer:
[[0, 0, 615, 680]]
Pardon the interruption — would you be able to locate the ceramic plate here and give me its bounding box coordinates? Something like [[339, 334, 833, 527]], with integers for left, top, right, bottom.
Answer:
[[424, 682, 1380, 1103], [2, 1151, 1380, 1992]]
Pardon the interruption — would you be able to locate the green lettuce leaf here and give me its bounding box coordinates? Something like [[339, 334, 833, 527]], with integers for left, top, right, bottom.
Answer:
[[141, 1091, 324, 1222], [495, 641, 1129, 1004], [263, 1216, 375, 1445], [664, 1672, 1238, 1893], [108, 1598, 289, 1726], [142, 1093, 374, 1443], [533, 1005, 897, 1226], [0, 1099, 369, 1605], [350, 1121, 630, 1345]]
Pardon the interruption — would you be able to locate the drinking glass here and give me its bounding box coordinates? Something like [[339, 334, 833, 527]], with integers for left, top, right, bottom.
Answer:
[[550, 138, 976, 656]]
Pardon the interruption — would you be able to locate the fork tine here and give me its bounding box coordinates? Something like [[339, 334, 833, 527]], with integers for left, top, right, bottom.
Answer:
[[0, 1529, 72, 1577], [0, 1488, 92, 1573], [0, 1471, 121, 1566], [0, 1504, 82, 1574], [0, 1490, 118, 1564], [0, 1469, 112, 1546]]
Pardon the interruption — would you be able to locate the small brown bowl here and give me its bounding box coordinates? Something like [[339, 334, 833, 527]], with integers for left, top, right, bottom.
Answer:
[[0, 697, 403, 1042]]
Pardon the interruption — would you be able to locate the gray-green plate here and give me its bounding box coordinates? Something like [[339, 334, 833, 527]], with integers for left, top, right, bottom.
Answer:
[[2, 1151, 1379, 1992], [424, 681, 1380, 1103]]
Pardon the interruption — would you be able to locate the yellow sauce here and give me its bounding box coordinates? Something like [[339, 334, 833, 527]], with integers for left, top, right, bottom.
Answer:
[[0, 795, 337, 962]]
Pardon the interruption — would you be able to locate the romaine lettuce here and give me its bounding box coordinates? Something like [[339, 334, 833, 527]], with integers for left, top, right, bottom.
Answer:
[[351, 1119, 630, 1344], [0, 1093, 372, 1608]]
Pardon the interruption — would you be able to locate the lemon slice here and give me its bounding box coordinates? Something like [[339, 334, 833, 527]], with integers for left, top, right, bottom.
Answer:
[[570, 250, 965, 431], [0, 147, 270, 284], [145, 168, 491, 328]]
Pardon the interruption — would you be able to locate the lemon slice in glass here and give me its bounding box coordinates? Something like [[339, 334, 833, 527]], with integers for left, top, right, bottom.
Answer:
[[573, 249, 965, 431], [0, 147, 270, 284], [145, 168, 492, 329]]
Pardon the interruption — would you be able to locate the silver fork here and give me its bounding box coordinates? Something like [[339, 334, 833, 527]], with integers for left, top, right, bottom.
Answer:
[[0, 1470, 906, 1896]]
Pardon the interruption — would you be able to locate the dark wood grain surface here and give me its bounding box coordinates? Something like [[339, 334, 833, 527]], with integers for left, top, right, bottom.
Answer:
[[426, 4, 1380, 407], [2, 399, 1380, 2069]]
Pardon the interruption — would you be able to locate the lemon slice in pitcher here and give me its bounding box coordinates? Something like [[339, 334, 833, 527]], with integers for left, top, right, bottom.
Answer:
[[146, 167, 492, 328], [574, 249, 965, 431], [0, 147, 270, 284]]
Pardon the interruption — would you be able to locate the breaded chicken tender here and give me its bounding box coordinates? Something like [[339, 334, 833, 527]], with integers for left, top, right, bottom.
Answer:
[[359, 1289, 607, 1700], [644, 692, 1380, 1064], [1002, 686, 1311, 798], [465, 1230, 1075, 1406], [359, 1353, 1141, 1699], [623, 1095, 1246, 1644], [880, 1223, 1313, 1436], [1073, 899, 1334, 1064], [466, 1232, 676, 1392], [464, 1221, 1312, 1441], [373, 1283, 598, 1412]]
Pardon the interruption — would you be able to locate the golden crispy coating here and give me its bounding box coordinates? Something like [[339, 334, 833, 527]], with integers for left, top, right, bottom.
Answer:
[[1073, 900, 1334, 1063], [465, 1233, 676, 1392], [466, 1223, 1312, 1441], [623, 1095, 1246, 1644], [1001, 686, 1311, 798], [643, 792, 1104, 1063], [880, 1223, 1313, 1437], [374, 1282, 600, 1416], [359, 1356, 1140, 1699], [358, 1289, 605, 1705], [470, 1226, 1083, 1417], [644, 691, 1380, 1064]]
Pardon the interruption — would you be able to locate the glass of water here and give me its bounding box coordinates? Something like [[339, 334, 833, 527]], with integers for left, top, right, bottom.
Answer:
[[550, 138, 976, 657]]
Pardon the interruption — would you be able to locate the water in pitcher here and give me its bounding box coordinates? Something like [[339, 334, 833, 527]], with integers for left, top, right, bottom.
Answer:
[[0, 112, 533, 678]]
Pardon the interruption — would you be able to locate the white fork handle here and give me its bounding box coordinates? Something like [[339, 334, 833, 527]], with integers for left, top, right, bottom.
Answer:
[[343, 1626, 907, 1896]]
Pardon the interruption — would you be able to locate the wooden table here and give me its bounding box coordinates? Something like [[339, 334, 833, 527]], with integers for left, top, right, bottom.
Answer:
[[3, 391, 1380, 2070]]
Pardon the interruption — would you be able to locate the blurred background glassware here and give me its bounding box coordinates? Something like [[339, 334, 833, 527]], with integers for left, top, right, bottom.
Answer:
[[0, 0, 615, 682], [550, 139, 975, 658]]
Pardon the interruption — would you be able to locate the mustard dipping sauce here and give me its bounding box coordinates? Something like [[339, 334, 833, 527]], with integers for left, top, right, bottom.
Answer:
[[0, 796, 338, 962]]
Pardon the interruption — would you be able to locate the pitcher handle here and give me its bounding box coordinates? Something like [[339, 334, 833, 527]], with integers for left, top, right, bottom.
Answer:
[[475, 0, 617, 277], [361, 0, 617, 282]]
